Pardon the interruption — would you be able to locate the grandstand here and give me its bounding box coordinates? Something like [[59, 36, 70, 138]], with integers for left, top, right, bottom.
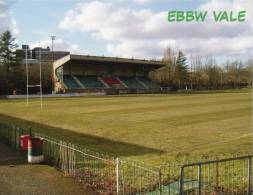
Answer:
[[53, 54, 164, 94]]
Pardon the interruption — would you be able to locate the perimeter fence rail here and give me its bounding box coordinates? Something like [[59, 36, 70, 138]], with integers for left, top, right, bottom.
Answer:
[[0, 123, 252, 195], [178, 155, 253, 195], [0, 123, 163, 194]]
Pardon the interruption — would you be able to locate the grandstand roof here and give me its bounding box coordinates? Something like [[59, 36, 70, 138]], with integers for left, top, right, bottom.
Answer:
[[53, 54, 164, 70]]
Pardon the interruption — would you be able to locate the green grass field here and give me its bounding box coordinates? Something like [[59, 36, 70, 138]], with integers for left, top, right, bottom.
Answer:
[[0, 90, 252, 165]]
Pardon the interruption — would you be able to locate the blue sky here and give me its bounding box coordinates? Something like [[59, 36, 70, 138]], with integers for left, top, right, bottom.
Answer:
[[1, 0, 253, 63], [10, 0, 198, 55]]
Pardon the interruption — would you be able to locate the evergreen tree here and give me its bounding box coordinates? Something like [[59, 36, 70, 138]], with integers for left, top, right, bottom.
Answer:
[[175, 51, 189, 89], [0, 30, 19, 94], [0, 31, 18, 65]]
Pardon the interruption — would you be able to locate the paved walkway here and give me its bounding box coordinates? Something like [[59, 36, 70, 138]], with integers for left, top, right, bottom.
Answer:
[[0, 142, 97, 195]]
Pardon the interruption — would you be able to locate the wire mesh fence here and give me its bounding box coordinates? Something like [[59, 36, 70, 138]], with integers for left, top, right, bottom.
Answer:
[[0, 122, 252, 195]]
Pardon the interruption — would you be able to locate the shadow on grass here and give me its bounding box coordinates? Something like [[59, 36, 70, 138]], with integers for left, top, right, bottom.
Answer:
[[0, 114, 163, 158], [0, 142, 26, 166]]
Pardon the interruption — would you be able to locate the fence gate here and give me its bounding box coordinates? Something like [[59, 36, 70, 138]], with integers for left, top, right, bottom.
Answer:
[[179, 155, 253, 195]]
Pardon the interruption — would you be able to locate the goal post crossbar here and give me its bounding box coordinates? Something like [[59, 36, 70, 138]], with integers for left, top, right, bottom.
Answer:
[[27, 85, 41, 87]]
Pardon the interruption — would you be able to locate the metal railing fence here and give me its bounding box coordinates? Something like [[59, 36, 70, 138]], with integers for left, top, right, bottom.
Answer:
[[0, 123, 162, 194], [37, 133, 117, 193], [179, 155, 253, 195], [0, 123, 252, 195]]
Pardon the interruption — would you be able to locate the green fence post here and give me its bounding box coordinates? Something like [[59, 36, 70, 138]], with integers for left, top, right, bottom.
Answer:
[[179, 167, 184, 195], [29, 127, 32, 137], [159, 168, 162, 195], [14, 126, 17, 148]]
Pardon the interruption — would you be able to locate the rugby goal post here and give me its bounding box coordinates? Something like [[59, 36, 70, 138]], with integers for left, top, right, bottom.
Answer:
[[25, 47, 43, 108]]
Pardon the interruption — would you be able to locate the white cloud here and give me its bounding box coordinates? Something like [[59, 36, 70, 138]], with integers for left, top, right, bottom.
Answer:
[[134, 0, 154, 4], [107, 41, 164, 59], [30, 39, 83, 54], [59, 0, 253, 60], [133, 0, 166, 4], [59, 1, 152, 41], [0, 0, 19, 35]]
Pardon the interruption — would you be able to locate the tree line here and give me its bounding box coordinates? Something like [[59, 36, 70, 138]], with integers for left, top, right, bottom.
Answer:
[[0, 31, 252, 95], [0, 31, 52, 95], [150, 48, 253, 90]]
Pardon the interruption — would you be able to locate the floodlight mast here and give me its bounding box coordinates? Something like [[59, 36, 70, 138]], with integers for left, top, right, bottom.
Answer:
[[51, 35, 56, 93], [51, 36, 56, 61], [39, 47, 43, 108], [190, 54, 193, 90], [26, 47, 29, 105]]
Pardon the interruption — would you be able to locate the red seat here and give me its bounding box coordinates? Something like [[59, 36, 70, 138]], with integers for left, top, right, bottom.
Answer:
[[103, 77, 121, 85]]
